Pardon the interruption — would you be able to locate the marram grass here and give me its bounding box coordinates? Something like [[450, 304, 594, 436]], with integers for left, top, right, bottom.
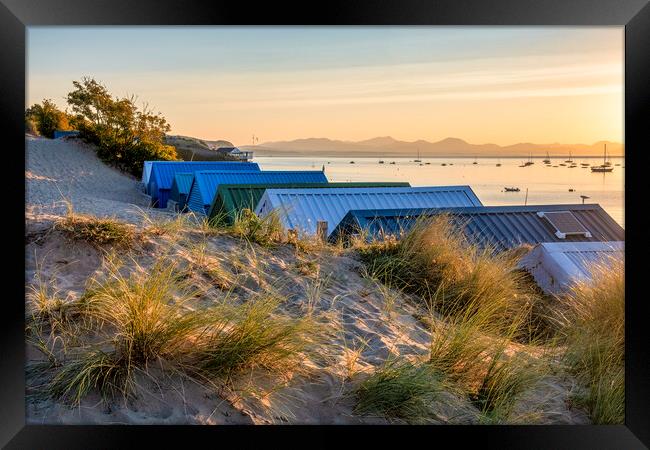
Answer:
[[354, 359, 446, 423], [558, 258, 624, 424], [35, 252, 318, 405]]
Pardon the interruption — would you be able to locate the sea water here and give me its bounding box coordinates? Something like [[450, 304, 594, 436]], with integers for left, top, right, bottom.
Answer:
[[254, 156, 625, 227]]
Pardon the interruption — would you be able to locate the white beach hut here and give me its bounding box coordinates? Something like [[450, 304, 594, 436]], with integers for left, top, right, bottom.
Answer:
[[254, 185, 482, 238], [518, 241, 624, 295]]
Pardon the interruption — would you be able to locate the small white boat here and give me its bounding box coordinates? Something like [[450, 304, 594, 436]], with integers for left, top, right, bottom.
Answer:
[[591, 144, 614, 173]]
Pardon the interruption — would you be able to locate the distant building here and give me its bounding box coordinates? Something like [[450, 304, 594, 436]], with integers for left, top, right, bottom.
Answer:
[[215, 147, 254, 161]]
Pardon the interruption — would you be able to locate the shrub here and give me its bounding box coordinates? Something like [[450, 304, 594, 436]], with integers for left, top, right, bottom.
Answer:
[[25, 99, 72, 138], [66, 77, 178, 176]]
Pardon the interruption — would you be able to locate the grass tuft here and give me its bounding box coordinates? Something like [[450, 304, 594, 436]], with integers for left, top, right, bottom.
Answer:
[[353, 359, 445, 423], [472, 351, 546, 423], [558, 258, 624, 424], [229, 209, 284, 247], [36, 252, 319, 405], [357, 215, 540, 340], [45, 349, 130, 404], [56, 214, 134, 248], [194, 293, 317, 379]]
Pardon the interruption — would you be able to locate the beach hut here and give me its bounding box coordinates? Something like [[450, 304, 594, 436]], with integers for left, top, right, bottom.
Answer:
[[209, 181, 412, 224], [169, 173, 194, 212], [147, 161, 260, 208], [518, 241, 624, 295], [186, 170, 329, 215], [141, 161, 154, 193], [53, 130, 79, 139], [331, 204, 624, 250], [254, 186, 483, 238]]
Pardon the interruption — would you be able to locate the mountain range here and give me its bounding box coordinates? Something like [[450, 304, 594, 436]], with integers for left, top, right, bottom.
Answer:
[[240, 136, 623, 158]]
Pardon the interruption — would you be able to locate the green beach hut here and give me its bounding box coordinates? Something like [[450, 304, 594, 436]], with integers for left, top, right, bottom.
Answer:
[[208, 181, 411, 225]]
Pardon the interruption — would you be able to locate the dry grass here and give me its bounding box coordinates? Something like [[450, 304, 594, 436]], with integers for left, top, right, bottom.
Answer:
[[32, 251, 318, 406], [342, 336, 368, 380], [137, 208, 191, 238], [556, 258, 624, 424], [191, 292, 317, 380], [186, 240, 234, 290], [56, 214, 134, 248], [229, 209, 284, 248], [358, 215, 541, 340], [354, 215, 555, 423]]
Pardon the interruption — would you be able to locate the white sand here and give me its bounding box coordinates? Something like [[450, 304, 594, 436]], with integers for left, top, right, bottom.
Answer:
[[26, 136, 169, 224]]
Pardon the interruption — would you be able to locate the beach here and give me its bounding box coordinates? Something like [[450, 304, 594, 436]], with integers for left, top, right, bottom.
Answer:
[[24, 137, 596, 425]]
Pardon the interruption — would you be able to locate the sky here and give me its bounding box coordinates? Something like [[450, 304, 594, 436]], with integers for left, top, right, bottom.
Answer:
[[27, 27, 624, 147]]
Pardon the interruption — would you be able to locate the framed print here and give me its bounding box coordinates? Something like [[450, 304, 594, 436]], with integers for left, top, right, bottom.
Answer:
[[1, 0, 649, 447]]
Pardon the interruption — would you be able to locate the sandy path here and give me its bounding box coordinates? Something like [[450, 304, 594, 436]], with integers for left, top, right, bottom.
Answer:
[[25, 136, 169, 224]]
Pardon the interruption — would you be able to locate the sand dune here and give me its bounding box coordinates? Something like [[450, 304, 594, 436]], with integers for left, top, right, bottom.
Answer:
[[24, 137, 591, 425], [26, 136, 168, 224]]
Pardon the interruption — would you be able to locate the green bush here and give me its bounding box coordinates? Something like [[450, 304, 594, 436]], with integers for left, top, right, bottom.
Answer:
[[66, 77, 178, 176], [25, 99, 71, 138]]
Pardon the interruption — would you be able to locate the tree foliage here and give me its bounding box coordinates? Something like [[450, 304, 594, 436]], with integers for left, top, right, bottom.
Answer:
[[66, 77, 177, 176], [25, 99, 71, 138]]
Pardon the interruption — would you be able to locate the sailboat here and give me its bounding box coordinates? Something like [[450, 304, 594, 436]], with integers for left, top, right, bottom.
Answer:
[[472, 155, 478, 165], [591, 144, 614, 172], [524, 152, 534, 166], [565, 150, 573, 163], [414, 148, 421, 163], [543, 151, 551, 164], [496, 158, 501, 167]]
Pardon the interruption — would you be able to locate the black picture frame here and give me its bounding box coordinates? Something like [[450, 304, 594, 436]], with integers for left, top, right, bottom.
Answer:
[[2, 0, 648, 447]]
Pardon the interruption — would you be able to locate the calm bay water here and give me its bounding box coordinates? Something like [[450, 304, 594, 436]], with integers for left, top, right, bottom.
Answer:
[[253, 156, 625, 227]]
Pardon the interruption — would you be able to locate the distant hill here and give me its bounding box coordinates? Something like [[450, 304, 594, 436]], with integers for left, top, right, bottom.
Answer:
[[165, 135, 235, 161], [241, 137, 624, 158]]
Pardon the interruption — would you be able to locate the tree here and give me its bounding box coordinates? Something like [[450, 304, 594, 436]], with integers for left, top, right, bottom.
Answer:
[[66, 77, 177, 176], [25, 99, 71, 138]]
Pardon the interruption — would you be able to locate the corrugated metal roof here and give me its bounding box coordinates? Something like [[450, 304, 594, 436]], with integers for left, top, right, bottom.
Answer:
[[186, 170, 329, 215], [563, 246, 624, 278], [332, 204, 624, 250], [148, 161, 260, 208], [209, 181, 412, 223], [150, 161, 260, 191], [519, 241, 624, 295], [170, 173, 194, 204], [254, 186, 483, 238]]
